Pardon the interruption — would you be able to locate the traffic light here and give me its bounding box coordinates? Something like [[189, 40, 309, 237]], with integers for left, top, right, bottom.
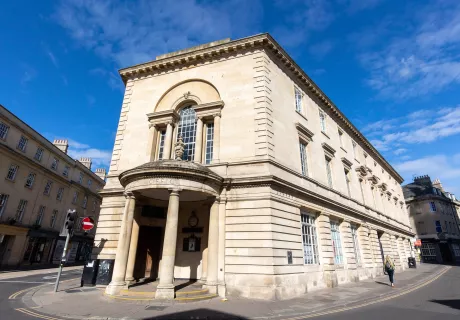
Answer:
[[65, 209, 77, 232]]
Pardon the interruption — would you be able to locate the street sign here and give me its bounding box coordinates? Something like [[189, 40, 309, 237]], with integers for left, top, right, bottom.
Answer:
[[82, 217, 95, 231]]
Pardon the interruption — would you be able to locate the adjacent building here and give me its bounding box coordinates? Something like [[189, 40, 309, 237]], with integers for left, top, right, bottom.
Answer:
[[94, 33, 414, 300], [0, 105, 106, 268], [404, 176, 460, 265]]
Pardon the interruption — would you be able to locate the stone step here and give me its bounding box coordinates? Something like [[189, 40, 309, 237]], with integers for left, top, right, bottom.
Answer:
[[175, 293, 218, 302], [116, 287, 214, 302]]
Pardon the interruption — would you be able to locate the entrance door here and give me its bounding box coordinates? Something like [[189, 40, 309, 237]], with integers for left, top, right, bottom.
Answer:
[[0, 235, 11, 266], [134, 226, 163, 280], [439, 243, 453, 264]]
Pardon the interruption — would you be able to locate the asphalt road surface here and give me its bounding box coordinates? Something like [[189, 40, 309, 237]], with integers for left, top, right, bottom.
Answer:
[[0, 267, 82, 320]]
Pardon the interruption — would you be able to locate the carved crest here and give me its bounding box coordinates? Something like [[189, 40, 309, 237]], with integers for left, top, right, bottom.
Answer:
[[183, 91, 191, 99], [174, 135, 186, 160]]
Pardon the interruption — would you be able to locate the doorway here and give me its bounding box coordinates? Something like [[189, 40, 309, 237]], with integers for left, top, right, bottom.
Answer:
[[134, 226, 163, 280], [439, 243, 453, 264]]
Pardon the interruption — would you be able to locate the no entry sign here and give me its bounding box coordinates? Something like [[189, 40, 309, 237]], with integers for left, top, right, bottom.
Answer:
[[82, 217, 95, 231]]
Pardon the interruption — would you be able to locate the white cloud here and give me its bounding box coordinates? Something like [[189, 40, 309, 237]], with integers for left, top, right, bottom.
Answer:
[[365, 106, 460, 151], [395, 153, 460, 194], [393, 148, 407, 155], [357, 1, 460, 99]]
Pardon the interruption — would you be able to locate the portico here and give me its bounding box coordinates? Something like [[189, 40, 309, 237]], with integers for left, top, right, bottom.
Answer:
[[105, 160, 225, 299]]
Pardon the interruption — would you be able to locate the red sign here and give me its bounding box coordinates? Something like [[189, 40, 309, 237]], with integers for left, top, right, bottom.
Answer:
[[82, 217, 95, 231], [414, 239, 422, 247]]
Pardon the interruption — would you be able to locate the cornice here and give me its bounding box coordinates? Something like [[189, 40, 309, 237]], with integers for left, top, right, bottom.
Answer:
[[118, 33, 403, 183], [295, 122, 314, 142]]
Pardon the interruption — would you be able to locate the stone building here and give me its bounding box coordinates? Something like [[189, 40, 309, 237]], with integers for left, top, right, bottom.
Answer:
[[404, 176, 460, 265], [95, 34, 414, 300], [0, 105, 106, 268]]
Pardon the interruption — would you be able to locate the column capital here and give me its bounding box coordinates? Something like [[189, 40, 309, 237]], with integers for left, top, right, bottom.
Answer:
[[166, 120, 176, 126], [213, 112, 222, 118], [124, 191, 135, 199], [168, 188, 181, 196]]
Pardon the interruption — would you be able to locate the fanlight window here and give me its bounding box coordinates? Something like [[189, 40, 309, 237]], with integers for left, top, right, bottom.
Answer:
[[177, 106, 197, 161]]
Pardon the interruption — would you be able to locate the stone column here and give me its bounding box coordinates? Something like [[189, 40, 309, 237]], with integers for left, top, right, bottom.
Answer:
[[155, 189, 180, 300], [213, 113, 221, 161], [391, 235, 402, 269], [217, 195, 226, 297], [340, 221, 354, 269], [398, 237, 407, 270], [358, 225, 373, 268], [206, 199, 219, 294], [194, 117, 204, 163], [125, 213, 140, 284], [147, 124, 158, 161], [163, 122, 174, 160], [105, 192, 136, 295], [316, 213, 337, 287]]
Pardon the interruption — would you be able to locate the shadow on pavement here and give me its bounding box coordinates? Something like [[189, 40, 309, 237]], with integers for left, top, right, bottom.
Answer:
[[142, 308, 248, 319], [430, 299, 460, 310], [375, 281, 390, 286]]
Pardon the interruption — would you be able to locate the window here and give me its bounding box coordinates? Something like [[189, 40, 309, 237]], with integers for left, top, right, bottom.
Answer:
[[421, 243, 436, 257], [50, 210, 58, 228], [338, 129, 344, 148], [78, 172, 83, 184], [15, 199, 27, 222], [352, 141, 357, 159], [205, 123, 214, 164], [157, 130, 166, 160], [35, 206, 45, 225], [344, 168, 351, 197], [319, 111, 327, 132], [17, 136, 28, 152], [430, 202, 437, 212], [330, 221, 343, 264], [359, 179, 365, 205], [24, 172, 36, 188], [92, 200, 96, 212], [63, 165, 69, 177], [72, 191, 79, 204], [301, 213, 319, 264], [0, 194, 9, 218], [34, 147, 44, 161], [452, 244, 460, 257], [51, 158, 59, 170], [44, 180, 53, 195], [351, 224, 361, 265], [0, 122, 9, 139], [325, 157, 333, 188], [6, 164, 19, 181], [295, 87, 303, 113], [88, 179, 92, 188], [177, 106, 197, 161], [299, 142, 309, 176], [82, 196, 88, 208], [56, 187, 64, 201]]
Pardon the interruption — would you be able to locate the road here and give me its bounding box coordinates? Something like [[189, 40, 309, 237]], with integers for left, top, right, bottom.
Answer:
[[316, 266, 460, 320], [0, 267, 82, 320], [0, 266, 458, 319]]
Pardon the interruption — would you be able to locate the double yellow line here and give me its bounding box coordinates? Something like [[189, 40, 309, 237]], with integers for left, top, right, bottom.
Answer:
[[15, 308, 64, 320], [9, 285, 46, 300], [282, 266, 451, 320]]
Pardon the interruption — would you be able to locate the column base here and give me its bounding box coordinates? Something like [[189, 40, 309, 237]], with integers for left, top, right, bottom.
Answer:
[[105, 281, 126, 295], [155, 285, 175, 300], [218, 284, 226, 298], [124, 277, 136, 286], [204, 283, 217, 294]]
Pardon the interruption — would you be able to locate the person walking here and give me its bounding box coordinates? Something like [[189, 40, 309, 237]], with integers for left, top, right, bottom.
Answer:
[[384, 255, 396, 287]]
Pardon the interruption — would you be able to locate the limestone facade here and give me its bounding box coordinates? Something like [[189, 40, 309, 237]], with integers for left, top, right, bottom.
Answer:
[[96, 33, 414, 300], [0, 105, 105, 267]]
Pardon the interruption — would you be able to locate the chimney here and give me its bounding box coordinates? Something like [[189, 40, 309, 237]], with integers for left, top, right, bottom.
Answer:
[[413, 175, 432, 187], [432, 178, 444, 191], [80, 157, 92, 170], [95, 168, 106, 181], [53, 139, 69, 154]]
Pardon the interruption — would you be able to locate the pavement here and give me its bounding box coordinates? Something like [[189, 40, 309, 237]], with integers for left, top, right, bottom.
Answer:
[[0, 263, 457, 319]]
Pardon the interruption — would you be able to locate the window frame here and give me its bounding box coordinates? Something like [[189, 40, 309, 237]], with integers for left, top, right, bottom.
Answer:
[[34, 147, 44, 162], [300, 212, 320, 265], [17, 135, 28, 152], [299, 141, 309, 177], [350, 224, 361, 265], [24, 172, 36, 189], [421, 243, 436, 257], [177, 106, 197, 161], [330, 220, 344, 265], [0, 122, 9, 140], [16, 199, 27, 222], [344, 167, 351, 197], [295, 86, 303, 113], [78, 172, 83, 184], [43, 180, 53, 196], [0, 194, 9, 218], [6, 164, 19, 181], [51, 158, 59, 171], [87, 179, 92, 188], [157, 129, 166, 160], [82, 196, 88, 208], [352, 141, 357, 159], [430, 201, 437, 212], [63, 165, 70, 177], [205, 122, 214, 164], [50, 210, 58, 228], [56, 187, 64, 201], [325, 156, 333, 188], [72, 191, 79, 204], [35, 205, 45, 225], [338, 129, 344, 148], [319, 110, 327, 133]]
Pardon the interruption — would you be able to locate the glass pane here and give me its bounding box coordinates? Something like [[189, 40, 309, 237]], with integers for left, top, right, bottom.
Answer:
[[177, 106, 197, 161]]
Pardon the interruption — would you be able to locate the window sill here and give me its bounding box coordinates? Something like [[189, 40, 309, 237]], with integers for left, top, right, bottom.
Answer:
[[296, 110, 308, 121], [321, 131, 330, 139], [5, 178, 15, 183], [340, 147, 347, 153]]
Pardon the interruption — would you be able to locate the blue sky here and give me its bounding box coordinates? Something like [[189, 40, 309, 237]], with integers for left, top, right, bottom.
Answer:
[[1, 0, 459, 194]]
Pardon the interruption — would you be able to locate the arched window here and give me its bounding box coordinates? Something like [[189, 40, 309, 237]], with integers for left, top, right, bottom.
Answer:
[[177, 106, 197, 161]]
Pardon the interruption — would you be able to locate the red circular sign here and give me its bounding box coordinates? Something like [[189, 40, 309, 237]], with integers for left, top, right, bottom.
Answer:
[[82, 217, 95, 231]]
